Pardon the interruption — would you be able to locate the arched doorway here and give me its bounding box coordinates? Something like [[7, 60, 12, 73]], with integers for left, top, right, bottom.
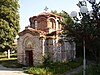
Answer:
[[23, 37, 34, 66]]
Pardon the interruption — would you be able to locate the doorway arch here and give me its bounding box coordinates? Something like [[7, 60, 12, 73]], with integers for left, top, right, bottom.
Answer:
[[23, 36, 34, 66]]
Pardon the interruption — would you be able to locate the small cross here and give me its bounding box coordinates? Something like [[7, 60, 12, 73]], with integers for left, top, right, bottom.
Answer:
[[44, 6, 48, 11]]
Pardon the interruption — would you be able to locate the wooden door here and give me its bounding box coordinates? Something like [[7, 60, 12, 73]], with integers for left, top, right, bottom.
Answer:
[[25, 50, 33, 66]]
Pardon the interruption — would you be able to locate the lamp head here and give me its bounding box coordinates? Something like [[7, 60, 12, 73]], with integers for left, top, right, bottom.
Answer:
[[71, 11, 77, 17], [90, 0, 95, 3], [80, 6, 88, 13], [89, 10, 93, 16]]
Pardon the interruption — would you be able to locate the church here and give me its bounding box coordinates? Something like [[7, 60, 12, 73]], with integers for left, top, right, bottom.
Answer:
[[17, 11, 76, 66]]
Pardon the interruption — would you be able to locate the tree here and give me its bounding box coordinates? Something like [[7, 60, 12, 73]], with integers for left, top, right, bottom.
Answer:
[[51, 10, 73, 25], [64, 1, 100, 62], [0, 0, 20, 51]]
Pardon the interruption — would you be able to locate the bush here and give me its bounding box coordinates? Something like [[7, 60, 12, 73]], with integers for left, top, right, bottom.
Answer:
[[67, 58, 82, 69], [86, 64, 100, 75], [25, 67, 53, 75], [25, 58, 82, 75]]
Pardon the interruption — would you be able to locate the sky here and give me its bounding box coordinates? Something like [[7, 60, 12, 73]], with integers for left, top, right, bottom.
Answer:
[[19, 0, 99, 31]]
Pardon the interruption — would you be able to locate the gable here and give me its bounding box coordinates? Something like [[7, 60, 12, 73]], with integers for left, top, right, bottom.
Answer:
[[19, 28, 40, 36]]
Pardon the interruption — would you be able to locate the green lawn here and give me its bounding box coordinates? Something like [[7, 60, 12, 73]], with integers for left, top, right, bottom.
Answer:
[[0, 52, 24, 68]]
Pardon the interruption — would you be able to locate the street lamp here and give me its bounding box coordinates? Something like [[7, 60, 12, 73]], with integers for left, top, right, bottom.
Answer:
[[70, 0, 100, 75], [71, 6, 88, 75]]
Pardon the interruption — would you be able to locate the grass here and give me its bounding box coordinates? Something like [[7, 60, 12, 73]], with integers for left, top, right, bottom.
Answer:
[[25, 58, 83, 75], [0, 52, 24, 68], [0, 59, 25, 68]]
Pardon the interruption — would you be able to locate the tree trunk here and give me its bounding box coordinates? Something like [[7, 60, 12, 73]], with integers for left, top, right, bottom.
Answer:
[[8, 49, 10, 59]]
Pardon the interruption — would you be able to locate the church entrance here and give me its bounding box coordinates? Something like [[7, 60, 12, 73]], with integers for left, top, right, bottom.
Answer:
[[25, 50, 33, 66]]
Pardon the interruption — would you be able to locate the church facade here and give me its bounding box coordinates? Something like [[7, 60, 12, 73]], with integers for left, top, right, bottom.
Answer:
[[17, 12, 76, 66]]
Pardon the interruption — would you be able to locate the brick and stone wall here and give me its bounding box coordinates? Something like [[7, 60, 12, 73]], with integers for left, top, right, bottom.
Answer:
[[17, 33, 43, 66]]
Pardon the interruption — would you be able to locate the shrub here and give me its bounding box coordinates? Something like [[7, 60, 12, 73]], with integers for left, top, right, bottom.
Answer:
[[25, 67, 53, 75], [86, 64, 100, 75], [25, 58, 82, 75]]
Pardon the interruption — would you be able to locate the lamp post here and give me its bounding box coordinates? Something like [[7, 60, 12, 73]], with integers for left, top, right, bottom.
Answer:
[[70, 0, 100, 75], [71, 8, 88, 75]]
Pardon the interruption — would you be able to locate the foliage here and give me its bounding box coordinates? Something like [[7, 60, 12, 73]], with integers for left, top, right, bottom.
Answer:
[[43, 54, 53, 67], [86, 64, 100, 75], [0, 0, 20, 50], [25, 67, 53, 75], [61, 2, 100, 62], [11, 42, 17, 53], [51, 10, 73, 25], [58, 39, 64, 43], [0, 52, 17, 58], [25, 58, 82, 75], [75, 64, 100, 75]]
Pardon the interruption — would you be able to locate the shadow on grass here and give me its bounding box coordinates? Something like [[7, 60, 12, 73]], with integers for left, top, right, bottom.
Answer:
[[0, 58, 25, 68]]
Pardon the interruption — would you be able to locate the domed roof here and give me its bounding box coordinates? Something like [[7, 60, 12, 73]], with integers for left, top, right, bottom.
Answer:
[[38, 12, 54, 16], [38, 12, 61, 18], [30, 12, 62, 20]]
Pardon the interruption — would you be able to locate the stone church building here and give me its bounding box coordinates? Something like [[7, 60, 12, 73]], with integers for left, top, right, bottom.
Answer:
[[17, 12, 76, 66]]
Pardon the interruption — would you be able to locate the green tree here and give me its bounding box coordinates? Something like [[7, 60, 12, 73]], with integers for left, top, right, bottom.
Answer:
[[63, 2, 100, 62], [0, 0, 20, 51], [51, 10, 73, 25], [51, 8, 100, 62]]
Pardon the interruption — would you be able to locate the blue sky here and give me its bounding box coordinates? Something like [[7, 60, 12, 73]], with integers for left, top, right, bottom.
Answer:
[[19, 0, 99, 31]]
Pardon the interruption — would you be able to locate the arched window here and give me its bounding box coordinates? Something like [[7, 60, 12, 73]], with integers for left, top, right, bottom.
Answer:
[[50, 18, 56, 29], [23, 37, 34, 49], [37, 17, 47, 30], [35, 21, 38, 29]]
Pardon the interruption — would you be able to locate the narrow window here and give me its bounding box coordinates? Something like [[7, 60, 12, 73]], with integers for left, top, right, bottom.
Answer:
[[35, 21, 38, 29], [50, 19, 55, 29]]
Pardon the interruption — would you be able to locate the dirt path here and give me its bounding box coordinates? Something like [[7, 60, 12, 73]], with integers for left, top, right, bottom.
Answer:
[[0, 65, 29, 75]]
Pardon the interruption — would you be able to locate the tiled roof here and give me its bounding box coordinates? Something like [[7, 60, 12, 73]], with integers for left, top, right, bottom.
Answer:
[[30, 12, 62, 20], [19, 27, 47, 36], [46, 30, 62, 36]]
